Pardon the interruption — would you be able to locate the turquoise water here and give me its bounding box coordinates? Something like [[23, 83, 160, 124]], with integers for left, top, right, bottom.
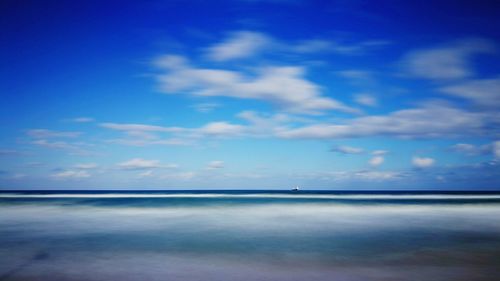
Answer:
[[1, 191, 500, 281]]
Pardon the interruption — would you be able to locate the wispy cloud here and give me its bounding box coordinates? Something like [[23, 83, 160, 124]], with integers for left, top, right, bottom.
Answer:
[[108, 138, 193, 147], [101, 122, 194, 146], [293, 39, 389, 55], [205, 31, 389, 61], [100, 123, 183, 133], [30, 139, 92, 155], [52, 170, 90, 179], [206, 31, 272, 61], [117, 158, 178, 170], [138, 170, 154, 178], [206, 160, 225, 169], [451, 143, 491, 156], [353, 170, 399, 180], [101, 120, 244, 143], [0, 149, 22, 156], [31, 139, 76, 150], [27, 129, 81, 138], [336, 70, 375, 83], [100, 99, 498, 145], [440, 77, 500, 108], [451, 141, 500, 160], [412, 156, 435, 168], [25, 127, 96, 156], [10, 173, 26, 180], [153, 55, 358, 114], [277, 103, 491, 139], [74, 163, 98, 169], [100, 110, 294, 145], [302, 170, 403, 182], [191, 102, 220, 113], [236, 110, 293, 137], [354, 93, 378, 107], [372, 150, 388, 156], [200, 122, 244, 137], [118, 158, 162, 170], [495, 141, 500, 159], [330, 145, 364, 154], [401, 38, 495, 81], [158, 171, 196, 181], [102, 121, 243, 137], [369, 156, 384, 167], [68, 117, 95, 123]]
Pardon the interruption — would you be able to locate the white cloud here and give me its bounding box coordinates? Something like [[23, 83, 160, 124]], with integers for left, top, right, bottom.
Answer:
[[74, 163, 98, 169], [0, 172, 27, 180], [0, 149, 21, 156], [207, 160, 224, 169], [118, 158, 161, 170], [101, 121, 244, 145], [153, 55, 358, 114], [412, 156, 435, 168], [10, 173, 26, 179], [30, 139, 91, 155], [451, 141, 500, 159], [336, 70, 374, 83], [292, 39, 332, 53], [191, 103, 220, 113], [150, 32, 391, 115], [52, 170, 90, 179], [236, 110, 293, 137], [108, 138, 194, 147], [312, 170, 401, 181], [101, 122, 196, 146], [451, 143, 491, 156], [494, 141, 500, 159], [293, 39, 390, 55], [153, 54, 189, 69], [101, 110, 296, 145], [32, 139, 73, 149], [71, 117, 95, 123], [200, 122, 245, 137], [159, 171, 196, 180], [101, 101, 498, 147], [436, 175, 446, 182], [118, 158, 178, 170], [354, 170, 399, 181], [27, 129, 81, 138], [138, 170, 154, 178], [369, 156, 384, 167], [205, 31, 388, 62], [331, 145, 364, 154], [401, 38, 495, 80], [440, 77, 500, 108], [131, 138, 192, 146], [206, 31, 272, 61], [354, 93, 378, 107], [452, 143, 477, 154], [103, 120, 246, 140], [372, 150, 388, 156], [100, 123, 183, 133], [277, 103, 489, 139]]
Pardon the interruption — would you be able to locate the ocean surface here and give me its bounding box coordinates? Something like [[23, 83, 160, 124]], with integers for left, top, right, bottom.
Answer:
[[1, 190, 500, 281]]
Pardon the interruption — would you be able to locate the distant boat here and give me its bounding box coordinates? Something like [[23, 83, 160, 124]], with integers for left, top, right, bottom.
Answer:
[[292, 186, 300, 192]]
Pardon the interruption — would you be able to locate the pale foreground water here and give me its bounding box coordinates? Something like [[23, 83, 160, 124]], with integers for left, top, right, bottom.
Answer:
[[1, 191, 500, 281]]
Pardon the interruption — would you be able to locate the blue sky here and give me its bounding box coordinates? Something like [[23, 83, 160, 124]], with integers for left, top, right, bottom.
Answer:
[[1, 0, 499, 190]]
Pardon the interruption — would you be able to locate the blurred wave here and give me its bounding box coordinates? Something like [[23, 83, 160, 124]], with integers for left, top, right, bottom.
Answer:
[[1, 191, 500, 280]]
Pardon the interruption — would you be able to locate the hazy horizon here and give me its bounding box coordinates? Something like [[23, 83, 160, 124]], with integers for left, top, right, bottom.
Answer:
[[2, 188, 500, 192]]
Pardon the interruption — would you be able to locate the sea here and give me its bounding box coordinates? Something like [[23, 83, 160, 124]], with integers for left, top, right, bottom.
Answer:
[[1, 190, 500, 281]]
